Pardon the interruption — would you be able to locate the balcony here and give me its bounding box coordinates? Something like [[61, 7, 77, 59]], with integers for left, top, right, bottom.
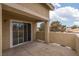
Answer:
[[3, 41, 77, 56], [3, 32, 79, 56]]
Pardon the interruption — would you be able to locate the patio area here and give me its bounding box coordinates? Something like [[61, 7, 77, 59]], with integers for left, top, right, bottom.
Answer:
[[3, 41, 77, 56]]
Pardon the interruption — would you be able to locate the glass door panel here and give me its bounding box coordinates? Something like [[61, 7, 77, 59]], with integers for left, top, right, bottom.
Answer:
[[18, 23, 24, 43], [13, 23, 19, 45], [24, 23, 28, 42], [28, 23, 31, 41]]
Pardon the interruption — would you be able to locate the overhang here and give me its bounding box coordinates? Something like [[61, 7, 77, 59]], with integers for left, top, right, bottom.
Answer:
[[2, 3, 49, 21], [46, 3, 54, 10]]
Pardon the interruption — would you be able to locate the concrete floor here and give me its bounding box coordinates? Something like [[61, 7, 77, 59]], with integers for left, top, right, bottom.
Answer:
[[3, 41, 77, 56]]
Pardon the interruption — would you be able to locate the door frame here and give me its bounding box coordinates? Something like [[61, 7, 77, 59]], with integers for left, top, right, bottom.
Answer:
[[10, 20, 32, 48]]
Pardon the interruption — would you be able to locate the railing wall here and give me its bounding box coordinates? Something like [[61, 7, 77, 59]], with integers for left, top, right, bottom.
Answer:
[[36, 31, 79, 55]]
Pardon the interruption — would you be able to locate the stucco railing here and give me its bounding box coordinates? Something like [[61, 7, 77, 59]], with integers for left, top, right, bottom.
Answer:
[[75, 34, 79, 55], [36, 31, 76, 49], [36, 31, 79, 55], [49, 32, 77, 49], [36, 31, 45, 41]]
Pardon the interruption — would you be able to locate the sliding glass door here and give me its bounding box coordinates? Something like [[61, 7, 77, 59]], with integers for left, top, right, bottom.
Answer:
[[12, 21, 31, 46], [18, 23, 24, 43], [13, 22, 19, 45]]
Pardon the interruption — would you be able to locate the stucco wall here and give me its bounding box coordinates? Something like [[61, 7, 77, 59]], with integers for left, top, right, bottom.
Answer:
[[75, 35, 79, 55], [36, 32, 77, 49], [49, 32, 76, 49], [3, 3, 51, 21], [2, 19, 10, 50], [2, 11, 37, 50], [36, 31, 45, 41], [18, 3, 49, 18]]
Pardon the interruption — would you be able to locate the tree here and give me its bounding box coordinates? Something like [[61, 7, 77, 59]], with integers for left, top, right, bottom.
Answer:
[[61, 25, 66, 32], [39, 23, 45, 31], [50, 21, 66, 32], [71, 25, 78, 29]]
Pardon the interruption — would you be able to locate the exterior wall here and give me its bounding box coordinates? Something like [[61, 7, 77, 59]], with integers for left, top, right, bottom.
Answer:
[[36, 32, 77, 49], [2, 15, 37, 50], [18, 3, 49, 18], [36, 31, 45, 41], [2, 19, 10, 50], [3, 3, 51, 21], [49, 32, 76, 49], [0, 4, 2, 56], [75, 35, 79, 55]]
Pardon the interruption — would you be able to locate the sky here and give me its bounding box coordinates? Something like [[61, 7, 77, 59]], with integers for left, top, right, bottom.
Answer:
[[50, 3, 79, 27]]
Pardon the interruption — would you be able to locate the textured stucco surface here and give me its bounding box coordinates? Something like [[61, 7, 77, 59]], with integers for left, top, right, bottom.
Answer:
[[36, 32, 77, 49], [49, 32, 76, 49], [3, 3, 50, 21], [18, 3, 49, 18]]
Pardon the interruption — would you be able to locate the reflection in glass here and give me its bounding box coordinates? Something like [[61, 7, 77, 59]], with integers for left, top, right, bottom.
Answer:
[[12, 22, 31, 46], [18, 23, 24, 43], [13, 23, 19, 45], [24, 23, 28, 42]]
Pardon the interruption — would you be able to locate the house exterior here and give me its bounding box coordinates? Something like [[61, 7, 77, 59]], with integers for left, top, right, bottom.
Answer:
[[66, 27, 79, 33], [0, 3, 54, 55]]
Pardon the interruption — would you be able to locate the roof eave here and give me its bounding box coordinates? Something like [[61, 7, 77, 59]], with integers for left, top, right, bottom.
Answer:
[[46, 3, 55, 10]]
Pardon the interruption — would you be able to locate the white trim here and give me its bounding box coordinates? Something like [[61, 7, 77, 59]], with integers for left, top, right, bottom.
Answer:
[[10, 20, 13, 48], [10, 19, 32, 48], [46, 3, 54, 10]]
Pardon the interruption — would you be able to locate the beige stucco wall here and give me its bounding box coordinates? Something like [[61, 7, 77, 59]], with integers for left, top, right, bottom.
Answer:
[[75, 35, 79, 55], [49, 32, 76, 49], [2, 19, 10, 50], [0, 4, 2, 56], [36, 32, 77, 49], [36, 31, 45, 41], [36, 31, 79, 55], [3, 3, 51, 21], [2, 11, 37, 50], [18, 3, 49, 18]]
